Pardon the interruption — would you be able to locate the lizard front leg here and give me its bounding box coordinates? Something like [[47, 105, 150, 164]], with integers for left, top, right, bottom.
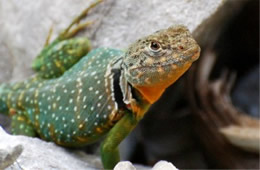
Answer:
[[32, 0, 103, 79], [101, 112, 139, 169]]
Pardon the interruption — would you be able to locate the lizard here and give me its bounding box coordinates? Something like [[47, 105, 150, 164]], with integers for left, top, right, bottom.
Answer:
[[0, 0, 201, 169]]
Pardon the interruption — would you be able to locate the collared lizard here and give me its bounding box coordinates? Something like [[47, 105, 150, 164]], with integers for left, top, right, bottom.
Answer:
[[0, 0, 200, 169]]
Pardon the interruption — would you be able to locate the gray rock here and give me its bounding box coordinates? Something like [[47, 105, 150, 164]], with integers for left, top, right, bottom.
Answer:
[[114, 161, 137, 170], [0, 126, 102, 170], [0, 0, 224, 82], [152, 161, 178, 170], [0, 126, 154, 170], [114, 160, 177, 170], [0, 144, 23, 170]]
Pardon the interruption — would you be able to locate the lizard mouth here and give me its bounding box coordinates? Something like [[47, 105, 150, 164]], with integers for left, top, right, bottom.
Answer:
[[163, 48, 201, 67], [189, 49, 200, 61]]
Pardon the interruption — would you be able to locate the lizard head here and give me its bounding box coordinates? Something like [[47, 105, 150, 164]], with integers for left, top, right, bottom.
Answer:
[[122, 25, 200, 104]]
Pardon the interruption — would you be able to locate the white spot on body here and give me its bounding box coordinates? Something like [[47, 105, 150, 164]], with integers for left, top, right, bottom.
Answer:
[[91, 71, 96, 76], [79, 89, 83, 93], [56, 96, 61, 101], [84, 73, 89, 77], [19, 124, 24, 129]]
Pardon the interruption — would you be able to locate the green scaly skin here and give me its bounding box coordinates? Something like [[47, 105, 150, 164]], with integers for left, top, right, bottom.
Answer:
[[0, 0, 201, 169]]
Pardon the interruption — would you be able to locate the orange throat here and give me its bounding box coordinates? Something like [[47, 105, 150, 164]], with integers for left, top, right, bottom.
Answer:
[[134, 63, 192, 104], [134, 85, 166, 104]]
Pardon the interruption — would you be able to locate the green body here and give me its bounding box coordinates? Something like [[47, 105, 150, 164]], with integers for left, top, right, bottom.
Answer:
[[0, 1, 200, 169], [0, 48, 146, 146]]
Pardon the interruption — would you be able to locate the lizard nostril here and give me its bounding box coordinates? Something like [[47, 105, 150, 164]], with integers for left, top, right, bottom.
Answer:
[[178, 46, 184, 50]]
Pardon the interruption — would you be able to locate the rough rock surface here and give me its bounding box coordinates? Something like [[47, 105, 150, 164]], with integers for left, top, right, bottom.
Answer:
[[0, 0, 226, 169], [114, 161, 177, 170], [0, 126, 103, 170], [0, 144, 23, 170], [0, 127, 172, 170], [0, 0, 224, 82], [152, 161, 178, 170]]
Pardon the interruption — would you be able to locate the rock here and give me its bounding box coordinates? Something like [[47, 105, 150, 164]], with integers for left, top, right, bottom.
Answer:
[[114, 161, 137, 170], [113, 160, 178, 170], [0, 126, 102, 170], [0, 0, 224, 82], [0, 126, 154, 170], [152, 161, 178, 170], [0, 144, 23, 169]]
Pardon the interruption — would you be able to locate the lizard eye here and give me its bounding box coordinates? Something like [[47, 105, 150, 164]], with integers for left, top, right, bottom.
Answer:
[[149, 41, 161, 52]]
